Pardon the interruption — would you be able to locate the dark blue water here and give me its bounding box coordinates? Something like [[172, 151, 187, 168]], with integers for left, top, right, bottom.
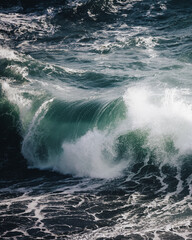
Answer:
[[0, 0, 192, 239]]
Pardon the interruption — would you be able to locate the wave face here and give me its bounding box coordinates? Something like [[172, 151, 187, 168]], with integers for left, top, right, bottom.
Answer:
[[0, 0, 192, 239]]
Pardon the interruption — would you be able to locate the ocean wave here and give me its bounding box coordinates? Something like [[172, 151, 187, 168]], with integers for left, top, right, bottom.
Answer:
[[2, 80, 191, 180]]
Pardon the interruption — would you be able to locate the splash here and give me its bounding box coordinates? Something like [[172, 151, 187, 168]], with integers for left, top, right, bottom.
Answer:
[[27, 85, 192, 178], [123, 86, 192, 157]]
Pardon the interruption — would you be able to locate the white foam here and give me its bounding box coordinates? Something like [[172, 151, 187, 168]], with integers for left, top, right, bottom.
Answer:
[[58, 129, 126, 178], [1, 81, 31, 109], [123, 86, 192, 160], [6, 65, 29, 78], [0, 47, 19, 60], [22, 98, 54, 165]]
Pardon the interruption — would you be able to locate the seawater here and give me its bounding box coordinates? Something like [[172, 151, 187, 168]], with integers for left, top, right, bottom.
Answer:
[[0, 0, 192, 239]]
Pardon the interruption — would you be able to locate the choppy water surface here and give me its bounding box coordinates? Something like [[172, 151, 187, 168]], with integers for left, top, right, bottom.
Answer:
[[0, 0, 192, 239]]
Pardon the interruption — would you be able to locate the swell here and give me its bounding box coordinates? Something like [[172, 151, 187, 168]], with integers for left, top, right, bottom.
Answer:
[[1, 75, 192, 198], [20, 97, 125, 163], [2, 75, 192, 180]]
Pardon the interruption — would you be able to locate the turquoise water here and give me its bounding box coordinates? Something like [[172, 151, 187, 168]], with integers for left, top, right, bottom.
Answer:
[[0, 0, 192, 239]]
